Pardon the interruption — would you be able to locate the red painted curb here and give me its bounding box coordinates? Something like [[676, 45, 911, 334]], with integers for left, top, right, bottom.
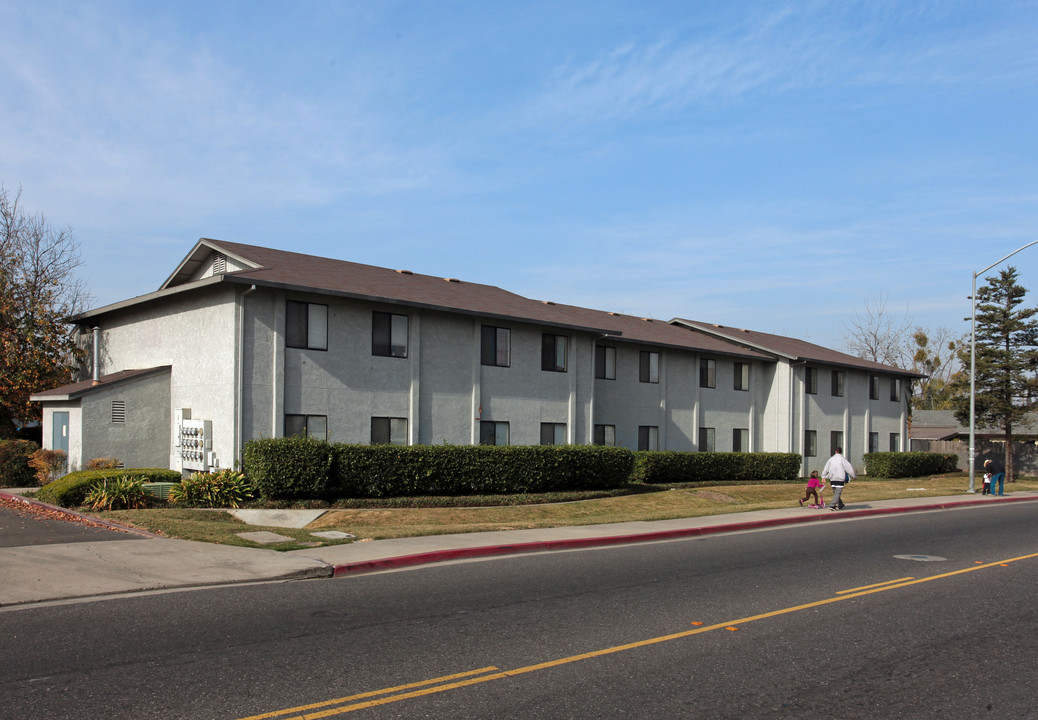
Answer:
[[330, 495, 1038, 577]]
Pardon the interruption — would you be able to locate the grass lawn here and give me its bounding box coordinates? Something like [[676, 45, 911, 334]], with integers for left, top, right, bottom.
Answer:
[[93, 473, 1038, 551]]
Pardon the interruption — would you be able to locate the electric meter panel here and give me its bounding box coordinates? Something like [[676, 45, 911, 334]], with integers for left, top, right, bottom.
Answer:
[[178, 419, 212, 471]]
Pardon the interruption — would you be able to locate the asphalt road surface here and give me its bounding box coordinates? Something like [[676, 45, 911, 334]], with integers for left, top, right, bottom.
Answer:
[[2, 502, 1036, 719]]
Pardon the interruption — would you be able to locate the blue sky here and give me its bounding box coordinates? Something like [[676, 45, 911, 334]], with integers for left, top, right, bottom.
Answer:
[[3, 0, 1037, 351]]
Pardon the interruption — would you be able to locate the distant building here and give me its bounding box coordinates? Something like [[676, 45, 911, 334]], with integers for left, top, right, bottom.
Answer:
[[32, 239, 919, 475]]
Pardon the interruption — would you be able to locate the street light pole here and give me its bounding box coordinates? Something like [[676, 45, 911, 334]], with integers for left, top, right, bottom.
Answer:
[[969, 240, 1038, 493]]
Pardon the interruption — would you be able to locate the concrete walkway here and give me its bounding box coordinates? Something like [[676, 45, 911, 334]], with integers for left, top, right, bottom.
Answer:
[[2, 489, 1036, 609]]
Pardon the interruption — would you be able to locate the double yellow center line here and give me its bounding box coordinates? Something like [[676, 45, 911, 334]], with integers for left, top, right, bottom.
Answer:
[[238, 552, 1038, 719]]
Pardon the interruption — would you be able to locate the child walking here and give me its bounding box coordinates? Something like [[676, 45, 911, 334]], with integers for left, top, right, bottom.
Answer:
[[800, 471, 824, 508]]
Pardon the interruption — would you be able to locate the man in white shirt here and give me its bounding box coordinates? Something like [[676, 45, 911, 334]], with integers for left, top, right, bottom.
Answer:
[[822, 446, 856, 511]]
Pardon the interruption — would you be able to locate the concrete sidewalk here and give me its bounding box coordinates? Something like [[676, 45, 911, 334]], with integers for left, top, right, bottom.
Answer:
[[2, 490, 1037, 609]]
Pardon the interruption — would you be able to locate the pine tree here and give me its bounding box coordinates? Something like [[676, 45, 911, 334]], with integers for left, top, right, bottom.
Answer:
[[953, 267, 1038, 480]]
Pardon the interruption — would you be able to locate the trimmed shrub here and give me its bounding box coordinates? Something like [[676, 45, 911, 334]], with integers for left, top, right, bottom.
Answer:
[[863, 452, 959, 479], [329, 444, 636, 498], [168, 469, 255, 508], [37, 468, 182, 507], [0, 439, 39, 487], [243, 437, 335, 500], [632, 451, 803, 484], [242, 439, 636, 500]]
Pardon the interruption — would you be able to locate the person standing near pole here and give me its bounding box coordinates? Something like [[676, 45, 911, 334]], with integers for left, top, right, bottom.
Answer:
[[822, 446, 856, 511], [984, 458, 1006, 496]]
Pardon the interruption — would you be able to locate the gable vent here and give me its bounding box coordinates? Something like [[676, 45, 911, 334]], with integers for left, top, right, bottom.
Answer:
[[112, 400, 126, 424], [213, 253, 227, 274]]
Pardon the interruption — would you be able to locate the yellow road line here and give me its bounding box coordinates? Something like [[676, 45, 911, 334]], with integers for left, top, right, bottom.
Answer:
[[837, 577, 914, 594], [234, 667, 500, 720], [240, 552, 1038, 719]]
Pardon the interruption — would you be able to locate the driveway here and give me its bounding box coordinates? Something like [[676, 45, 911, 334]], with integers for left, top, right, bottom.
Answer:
[[0, 494, 138, 548]]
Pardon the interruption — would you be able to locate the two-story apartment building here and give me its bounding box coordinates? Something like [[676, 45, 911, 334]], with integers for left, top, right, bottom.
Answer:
[[32, 239, 919, 476]]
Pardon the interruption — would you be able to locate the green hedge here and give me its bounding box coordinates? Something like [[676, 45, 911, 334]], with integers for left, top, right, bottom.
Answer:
[[37, 468, 182, 507], [242, 437, 335, 500], [242, 438, 636, 500], [0, 439, 39, 487], [863, 452, 959, 479], [633, 451, 803, 484]]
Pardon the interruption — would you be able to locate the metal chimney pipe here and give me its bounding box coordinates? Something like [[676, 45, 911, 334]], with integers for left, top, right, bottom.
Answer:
[[92, 326, 101, 384]]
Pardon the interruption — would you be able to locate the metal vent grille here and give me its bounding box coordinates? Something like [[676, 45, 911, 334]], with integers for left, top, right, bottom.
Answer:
[[213, 253, 227, 274], [112, 400, 126, 424]]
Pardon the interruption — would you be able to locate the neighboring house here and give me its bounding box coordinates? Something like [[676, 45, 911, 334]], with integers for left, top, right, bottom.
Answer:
[[31, 239, 920, 475], [910, 410, 1038, 445]]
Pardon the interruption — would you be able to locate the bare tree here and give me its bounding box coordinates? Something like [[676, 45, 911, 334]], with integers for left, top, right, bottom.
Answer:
[[0, 184, 90, 437], [842, 295, 913, 368]]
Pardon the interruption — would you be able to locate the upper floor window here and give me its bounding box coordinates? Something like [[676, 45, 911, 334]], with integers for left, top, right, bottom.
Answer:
[[542, 333, 568, 372], [699, 358, 716, 389], [805, 367, 818, 394], [869, 375, 880, 400], [640, 351, 660, 383], [372, 311, 408, 357], [734, 362, 749, 391], [831, 370, 844, 397], [481, 326, 510, 367], [286, 300, 328, 350], [595, 346, 616, 380], [890, 378, 901, 402]]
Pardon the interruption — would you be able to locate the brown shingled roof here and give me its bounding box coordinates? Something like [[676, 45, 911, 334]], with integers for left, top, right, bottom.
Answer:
[[673, 319, 922, 377], [30, 367, 171, 401]]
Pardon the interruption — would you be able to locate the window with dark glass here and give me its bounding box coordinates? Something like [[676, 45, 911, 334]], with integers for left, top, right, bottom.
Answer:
[[541, 334, 568, 372], [698, 427, 715, 452], [699, 358, 716, 388], [831, 370, 844, 397], [285, 414, 328, 440], [830, 431, 843, 456], [481, 326, 510, 367], [805, 367, 818, 394], [889, 432, 900, 451], [805, 430, 817, 457], [869, 375, 880, 400], [733, 428, 749, 452], [286, 301, 328, 350], [594, 424, 616, 446], [479, 421, 509, 446], [638, 425, 659, 451], [372, 311, 408, 357], [869, 432, 879, 454], [890, 378, 901, 401], [640, 351, 659, 383], [595, 346, 616, 379], [371, 417, 408, 445], [540, 423, 566, 445], [734, 362, 749, 391]]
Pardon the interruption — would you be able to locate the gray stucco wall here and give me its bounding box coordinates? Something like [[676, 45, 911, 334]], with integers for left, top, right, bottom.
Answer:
[[80, 371, 171, 469]]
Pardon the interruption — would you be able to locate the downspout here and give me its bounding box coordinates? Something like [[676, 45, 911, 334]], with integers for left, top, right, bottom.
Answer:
[[236, 285, 257, 467]]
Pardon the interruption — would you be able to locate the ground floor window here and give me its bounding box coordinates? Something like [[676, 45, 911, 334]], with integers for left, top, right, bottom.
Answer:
[[540, 422, 566, 445], [371, 417, 408, 445], [638, 425, 658, 451], [889, 432, 900, 451], [285, 414, 327, 440], [733, 428, 749, 452], [594, 424, 615, 446], [480, 421, 509, 446], [698, 427, 715, 452]]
